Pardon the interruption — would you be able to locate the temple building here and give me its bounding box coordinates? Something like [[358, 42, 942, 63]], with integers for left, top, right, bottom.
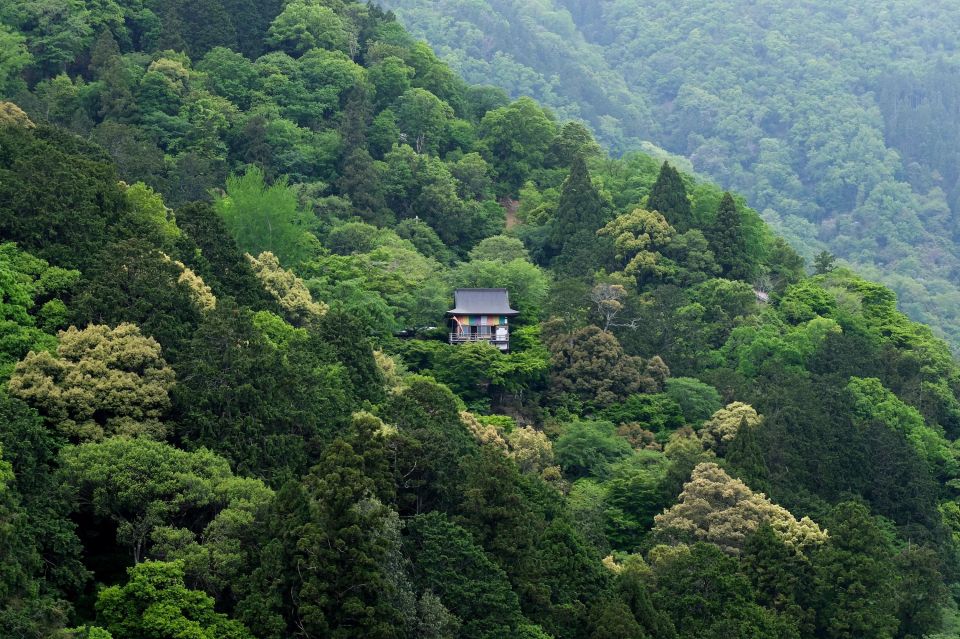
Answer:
[[446, 288, 518, 351]]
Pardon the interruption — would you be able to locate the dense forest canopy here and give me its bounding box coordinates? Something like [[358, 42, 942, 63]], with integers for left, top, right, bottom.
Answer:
[[379, 0, 960, 351], [1, 0, 960, 638]]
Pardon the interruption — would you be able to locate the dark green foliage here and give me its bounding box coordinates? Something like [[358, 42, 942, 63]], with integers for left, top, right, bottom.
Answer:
[[0, 394, 85, 638], [599, 394, 685, 433], [546, 154, 608, 273], [71, 239, 203, 359], [708, 193, 754, 281], [174, 201, 279, 310], [724, 418, 770, 492], [171, 301, 351, 482], [315, 307, 385, 403], [0, 125, 128, 271], [555, 421, 633, 479], [380, 376, 477, 514], [648, 162, 692, 232], [651, 543, 798, 639], [405, 512, 524, 639], [810, 502, 899, 639], [288, 433, 404, 639]]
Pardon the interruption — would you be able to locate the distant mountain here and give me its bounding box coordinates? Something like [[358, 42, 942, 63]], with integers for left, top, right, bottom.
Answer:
[[382, 0, 960, 349]]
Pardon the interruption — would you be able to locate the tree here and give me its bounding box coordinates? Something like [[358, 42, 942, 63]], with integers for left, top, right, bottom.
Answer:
[[555, 420, 633, 478], [405, 512, 523, 639], [653, 463, 827, 555], [648, 162, 693, 232], [246, 251, 327, 327], [813, 250, 837, 275], [0, 243, 79, 379], [598, 208, 677, 285], [0, 26, 31, 94], [547, 154, 609, 272], [91, 560, 255, 639], [215, 167, 316, 267], [708, 193, 754, 281], [741, 524, 813, 632], [589, 599, 648, 639], [650, 543, 796, 639], [663, 378, 722, 425], [544, 325, 652, 407], [468, 235, 530, 263], [894, 545, 946, 639], [174, 202, 278, 310], [478, 97, 558, 193], [699, 402, 762, 455], [810, 501, 899, 639], [290, 430, 405, 639], [448, 258, 549, 325], [172, 301, 351, 482], [9, 324, 175, 442], [266, 0, 353, 56], [0, 125, 128, 272], [396, 88, 453, 154], [60, 437, 269, 564]]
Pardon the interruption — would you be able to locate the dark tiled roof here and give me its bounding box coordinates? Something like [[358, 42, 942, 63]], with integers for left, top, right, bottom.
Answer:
[[447, 288, 519, 316]]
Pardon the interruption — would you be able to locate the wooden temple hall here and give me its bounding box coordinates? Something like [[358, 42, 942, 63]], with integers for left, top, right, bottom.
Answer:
[[447, 288, 518, 351]]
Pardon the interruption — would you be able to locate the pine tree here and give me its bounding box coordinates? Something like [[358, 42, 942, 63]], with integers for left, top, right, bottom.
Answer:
[[547, 154, 608, 274], [811, 502, 899, 639], [647, 162, 692, 232], [813, 250, 836, 275], [725, 416, 771, 494], [708, 192, 753, 281]]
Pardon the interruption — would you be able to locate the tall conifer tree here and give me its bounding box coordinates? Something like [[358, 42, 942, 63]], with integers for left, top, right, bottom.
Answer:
[[648, 162, 692, 232], [709, 192, 753, 281], [547, 154, 608, 274]]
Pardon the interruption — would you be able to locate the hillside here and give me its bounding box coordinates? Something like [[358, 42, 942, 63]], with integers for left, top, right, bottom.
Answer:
[[380, 0, 960, 350], [1, 1, 960, 638]]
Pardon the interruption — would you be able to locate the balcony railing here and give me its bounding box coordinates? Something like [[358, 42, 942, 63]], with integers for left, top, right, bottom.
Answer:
[[449, 330, 509, 348]]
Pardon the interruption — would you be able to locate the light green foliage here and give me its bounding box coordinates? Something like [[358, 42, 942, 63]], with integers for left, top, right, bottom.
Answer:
[[653, 463, 827, 555], [598, 208, 676, 285], [396, 87, 453, 153], [267, 0, 355, 55], [246, 251, 327, 327], [468, 235, 529, 263], [664, 378, 722, 425], [846, 377, 958, 478], [555, 420, 633, 479], [215, 166, 317, 267], [9, 323, 175, 442], [0, 25, 31, 93], [60, 437, 270, 564], [93, 560, 255, 639], [121, 183, 180, 247], [478, 97, 558, 192]]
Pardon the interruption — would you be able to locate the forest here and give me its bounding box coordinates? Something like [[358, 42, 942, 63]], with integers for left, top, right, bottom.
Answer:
[[1, 0, 960, 638], [378, 0, 960, 352]]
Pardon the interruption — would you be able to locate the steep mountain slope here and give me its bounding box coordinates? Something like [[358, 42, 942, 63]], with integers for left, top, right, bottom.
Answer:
[[1, 1, 960, 638], [381, 0, 960, 349]]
